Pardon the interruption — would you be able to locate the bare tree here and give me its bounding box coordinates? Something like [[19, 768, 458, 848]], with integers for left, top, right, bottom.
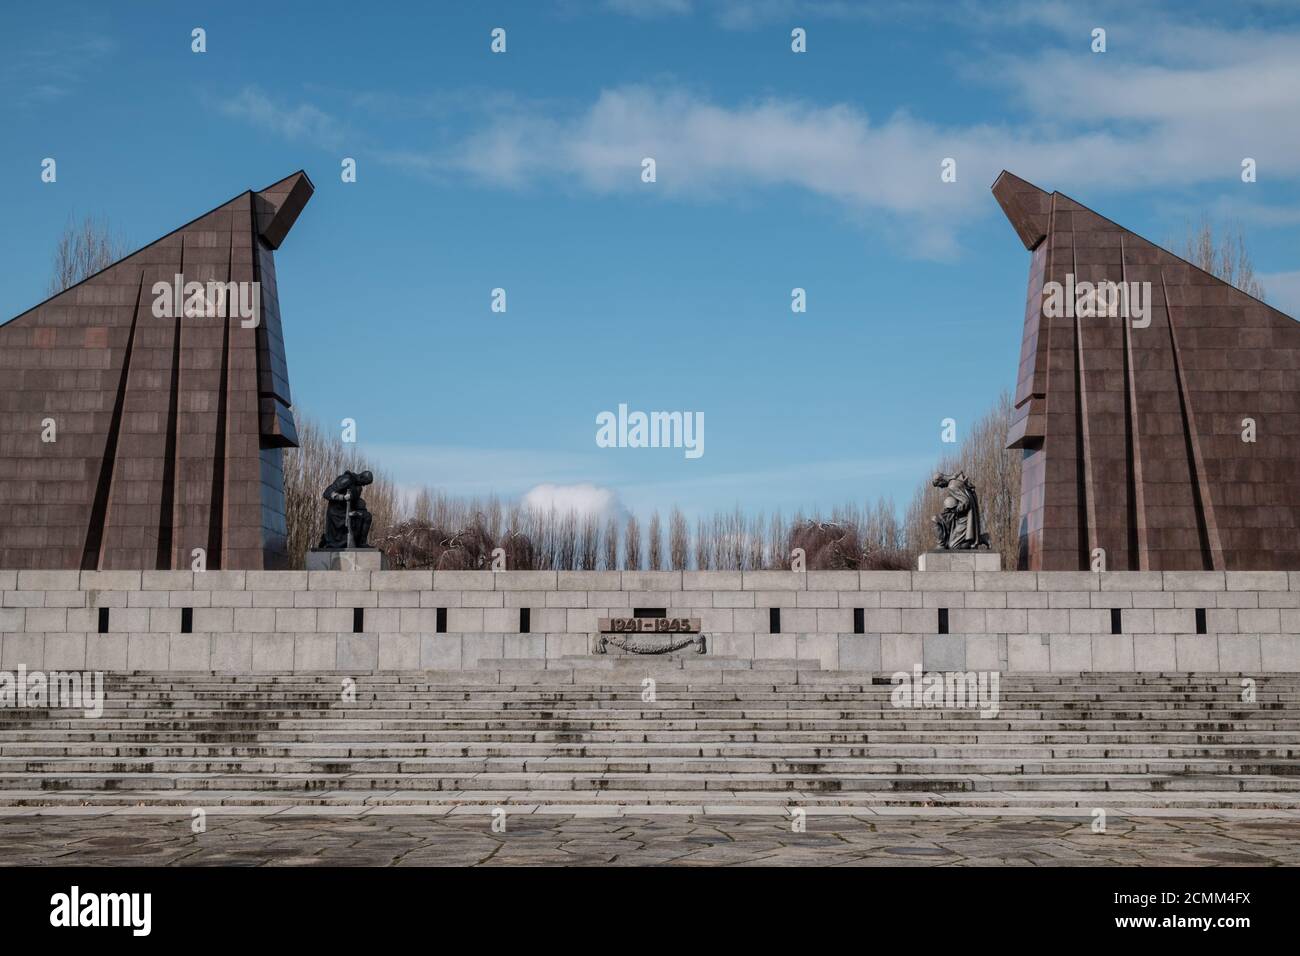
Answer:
[[577, 515, 600, 571], [861, 497, 904, 568], [647, 511, 663, 570], [766, 512, 787, 570], [411, 487, 433, 524], [669, 508, 689, 571], [743, 512, 766, 570], [1174, 217, 1266, 300], [554, 511, 578, 570], [693, 516, 710, 570], [789, 520, 863, 570], [601, 515, 619, 571], [48, 214, 130, 296], [623, 514, 641, 571]]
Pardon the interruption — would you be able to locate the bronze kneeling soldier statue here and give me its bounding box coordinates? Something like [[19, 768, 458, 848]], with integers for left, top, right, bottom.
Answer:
[[318, 469, 374, 549]]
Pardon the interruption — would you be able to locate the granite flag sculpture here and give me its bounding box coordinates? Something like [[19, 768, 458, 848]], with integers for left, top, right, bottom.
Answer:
[[995, 171, 1300, 571], [0, 172, 313, 570]]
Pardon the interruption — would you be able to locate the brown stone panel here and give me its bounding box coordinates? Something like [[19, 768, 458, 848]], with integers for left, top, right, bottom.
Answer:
[[171, 209, 238, 571], [255, 242, 293, 407], [256, 172, 314, 251], [0, 173, 312, 569], [996, 170, 1300, 570], [992, 170, 1052, 251], [1008, 240, 1049, 448]]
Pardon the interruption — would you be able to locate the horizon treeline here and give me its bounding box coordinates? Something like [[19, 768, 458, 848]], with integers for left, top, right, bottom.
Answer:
[[282, 391, 1021, 572]]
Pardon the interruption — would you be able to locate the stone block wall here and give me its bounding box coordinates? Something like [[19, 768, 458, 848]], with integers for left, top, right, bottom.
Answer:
[[1, 569, 1298, 672]]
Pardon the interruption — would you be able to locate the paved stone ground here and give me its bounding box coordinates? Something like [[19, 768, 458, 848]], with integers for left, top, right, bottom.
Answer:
[[1, 809, 1298, 866]]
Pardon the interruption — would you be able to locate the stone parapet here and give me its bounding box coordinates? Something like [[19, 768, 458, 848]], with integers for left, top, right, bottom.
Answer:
[[1, 569, 1297, 672]]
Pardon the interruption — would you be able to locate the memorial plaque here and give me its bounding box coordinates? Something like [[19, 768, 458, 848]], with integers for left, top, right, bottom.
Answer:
[[598, 617, 700, 634]]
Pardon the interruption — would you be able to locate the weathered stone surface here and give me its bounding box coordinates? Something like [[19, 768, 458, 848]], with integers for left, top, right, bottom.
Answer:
[[370, 570, 432, 591], [306, 549, 387, 571], [917, 551, 1001, 572], [432, 571, 493, 591], [0, 569, 1292, 672], [495, 571, 558, 591]]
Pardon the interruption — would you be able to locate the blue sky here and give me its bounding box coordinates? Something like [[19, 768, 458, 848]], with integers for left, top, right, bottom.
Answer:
[[3, 0, 1299, 523]]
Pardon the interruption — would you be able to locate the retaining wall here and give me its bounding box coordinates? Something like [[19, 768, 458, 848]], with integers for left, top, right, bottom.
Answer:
[[1, 569, 1299, 672]]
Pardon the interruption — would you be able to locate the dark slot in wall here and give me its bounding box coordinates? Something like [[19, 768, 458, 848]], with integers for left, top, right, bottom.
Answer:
[[436, 607, 447, 633], [1196, 608, 1207, 635], [853, 607, 865, 634], [157, 238, 185, 569], [97, 607, 109, 634], [353, 607, 365, 633], [81, 274, 144, 570], [1110, 608, 1122, 634], [937, 608, 949, 634], [206, 233, 236, 570], [181, 607, 193, 634], [519, 607, 530, 633], [769, 608, 781, 634]]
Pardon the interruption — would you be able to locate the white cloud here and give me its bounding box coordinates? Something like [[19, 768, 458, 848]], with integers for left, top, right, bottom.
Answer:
[[4, 31, 117, 107], [359, 444, 614, 497], [443, 16, 1300, 254], [595, 0, 931, 30], [604, 0, 693, 17], [450, 86, 995, 256], [217, 87, 347, 150], [214, 18, 1300, 258], [1158, 196, 1300, 230], [522, 482, 624, 520]]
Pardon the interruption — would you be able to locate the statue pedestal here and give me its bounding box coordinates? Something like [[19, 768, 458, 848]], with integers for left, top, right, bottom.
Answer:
[[306, 548, 389, 571], [917, 550, 1001, 572]]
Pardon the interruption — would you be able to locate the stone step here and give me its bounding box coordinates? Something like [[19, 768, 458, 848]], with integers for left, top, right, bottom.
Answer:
[[87, 691, 1300, 702], [93, 671, 1300, 679], [6, 726, 1300, 742], [13, 714, 1297, 728], [87, 688, 1300, 699], [78, 690, 1300, 700], [20, 710, 1299, 724], [4, 671, 1297, 811], [82, 689, 1300, 698], [5, 756, 1300, 776], [5, 770, 1300, 793], [4, 788, 1300, 810], [86, 676, 1300, 688], [38, 697, 1300, 712], [8, 736, 1299, 755], [4, 742, 1296, 759]]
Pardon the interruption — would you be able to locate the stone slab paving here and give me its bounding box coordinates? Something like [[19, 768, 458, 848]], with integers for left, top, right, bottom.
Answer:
[[1, 809, 1297, 866]]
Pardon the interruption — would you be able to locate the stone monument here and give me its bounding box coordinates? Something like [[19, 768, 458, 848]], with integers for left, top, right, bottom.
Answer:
[[306, 469, 388, 570], [919, 471, 999, 571], [995, 170, 1300, 571], [0, 171, 313, 570]]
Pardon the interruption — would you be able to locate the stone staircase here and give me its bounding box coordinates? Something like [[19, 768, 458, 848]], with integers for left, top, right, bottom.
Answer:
[[1, 670, 1299, 810]]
